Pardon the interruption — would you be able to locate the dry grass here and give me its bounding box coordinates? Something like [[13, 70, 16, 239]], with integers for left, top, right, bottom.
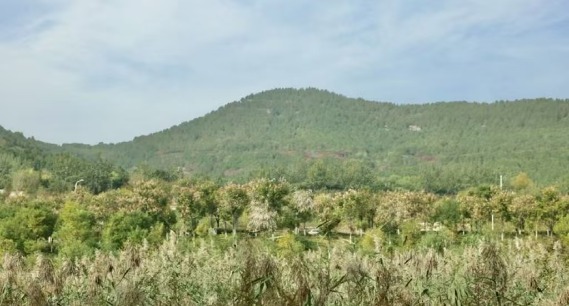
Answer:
[[0, 235, 568, 305]]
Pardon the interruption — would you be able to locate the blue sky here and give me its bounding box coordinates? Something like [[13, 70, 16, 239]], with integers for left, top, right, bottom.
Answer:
[[1, 0, 568, 144]]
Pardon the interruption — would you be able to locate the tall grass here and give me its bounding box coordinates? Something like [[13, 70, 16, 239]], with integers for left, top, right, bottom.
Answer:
[[1, 234, 568, 305]]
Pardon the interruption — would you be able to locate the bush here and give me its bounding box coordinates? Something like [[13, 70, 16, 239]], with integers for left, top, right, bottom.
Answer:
[[195, 217, 213, 237], [418, 228, 455, 252], [359, 228, 385, 254], [276, 232, 304, 254]]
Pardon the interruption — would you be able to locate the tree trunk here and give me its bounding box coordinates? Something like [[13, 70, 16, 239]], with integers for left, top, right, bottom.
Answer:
[[232, 214, 238, 236]]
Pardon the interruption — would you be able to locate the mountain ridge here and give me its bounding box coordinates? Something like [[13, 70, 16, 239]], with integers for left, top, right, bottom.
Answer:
[[3, 87, 569, 192], [56, 88, 569, 190]]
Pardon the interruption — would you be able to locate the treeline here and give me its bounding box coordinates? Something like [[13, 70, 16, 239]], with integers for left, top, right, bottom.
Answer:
[[2, 172, 569, 258]]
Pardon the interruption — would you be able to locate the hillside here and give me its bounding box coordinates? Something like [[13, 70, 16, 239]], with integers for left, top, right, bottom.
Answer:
[[0, 125, 127, 194], [60, 88, 569, 192]]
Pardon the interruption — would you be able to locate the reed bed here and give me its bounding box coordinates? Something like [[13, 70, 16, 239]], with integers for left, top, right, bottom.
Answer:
[[1, 234, 568, 305]]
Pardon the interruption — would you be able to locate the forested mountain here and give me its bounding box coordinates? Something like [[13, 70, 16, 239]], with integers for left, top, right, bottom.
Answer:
[[0, 125, 127, 194], [0, 126, 47, 188], [60, 88, 569, 192]]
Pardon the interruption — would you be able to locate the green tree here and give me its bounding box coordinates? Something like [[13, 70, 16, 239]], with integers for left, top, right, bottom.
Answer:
[[83, 158, 113, 194], [54, 201, 98, 258], [174, 184, 204, 233], [313, 192, 341, 234], [431, 199, 463, 232], [102, 212, 154, 250], [509, 194, 537, 235], [489, 191, 513, 237], [0, 152, 22, 189], [306, 160, 330, 190], [0, 203, 57, 254], [217, 183, 249, 235], [537, 187, 567, 236], [339, 189, 373, 238]]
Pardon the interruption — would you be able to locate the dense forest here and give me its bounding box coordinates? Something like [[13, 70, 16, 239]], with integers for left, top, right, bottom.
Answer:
[[0, 126, 128, 195], [60, 88, 569, 193]]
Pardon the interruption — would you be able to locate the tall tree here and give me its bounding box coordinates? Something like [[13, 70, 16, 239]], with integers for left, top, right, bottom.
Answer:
[[247, 178, 290, 233], [55, 201, 98, 258], [290, 189, 315, 235], [217, 183, 249, 235]]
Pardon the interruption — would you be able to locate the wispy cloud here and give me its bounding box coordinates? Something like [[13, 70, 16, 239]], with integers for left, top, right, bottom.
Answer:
[[1, 0, 568, 144]]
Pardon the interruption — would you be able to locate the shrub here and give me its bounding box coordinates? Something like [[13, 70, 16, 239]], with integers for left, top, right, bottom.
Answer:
[[418, 228, 454, 252]]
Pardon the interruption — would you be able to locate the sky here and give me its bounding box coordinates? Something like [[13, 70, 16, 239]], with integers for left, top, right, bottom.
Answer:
[[1, 0, 568, 145]]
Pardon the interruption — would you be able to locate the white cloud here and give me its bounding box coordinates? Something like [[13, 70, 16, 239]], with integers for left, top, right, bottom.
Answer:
[[0, 0, 568, 144]]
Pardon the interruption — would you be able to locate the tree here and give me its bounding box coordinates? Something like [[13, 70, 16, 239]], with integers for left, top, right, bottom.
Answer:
[[55, 201, 98, 258], [247, 178, 290, 233], [510, 172, 534, 192], [375, 191, 436, 235], [102, 211, 154, 250], [537, 187, 567, 236], [509, 194, 537, 235], [306, 160, 330, 190], [83, 158, 113, 194], [0, 152, 22, 189], [193, 180, 219, 229], [432, 199, 463, 233], [457, 187, 497, 232], [174, 183, 204, 233], [11, 168, 41, 194], [217, 183, 249, 235], [339, 189, 372, 238], [489, 191, 513, 238], [290, 189, 315, 235], [339, 160, 375, 189], [131, 179, 170, 215], [313, 192, 341, 234], [0, 202, 57, 254]]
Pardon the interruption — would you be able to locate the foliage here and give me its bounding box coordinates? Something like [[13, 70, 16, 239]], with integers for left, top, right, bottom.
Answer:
[[247, 178, 289, 233], [54, 88, 569, 192], [102, 211, 154, 250], [54, 201, 98, 258], [217, 183, 249, 235], [0, 172, 567, 304], [431, 199, 463, 230], [511, 172, 534, 191], [11, 169, 41, 194], [0, 201, 57, 255], [276, 232, 304, 254]]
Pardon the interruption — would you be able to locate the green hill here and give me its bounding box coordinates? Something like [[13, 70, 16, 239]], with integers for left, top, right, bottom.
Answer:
[[60, 88, 569, 192], [0, 126, 127, 194]]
